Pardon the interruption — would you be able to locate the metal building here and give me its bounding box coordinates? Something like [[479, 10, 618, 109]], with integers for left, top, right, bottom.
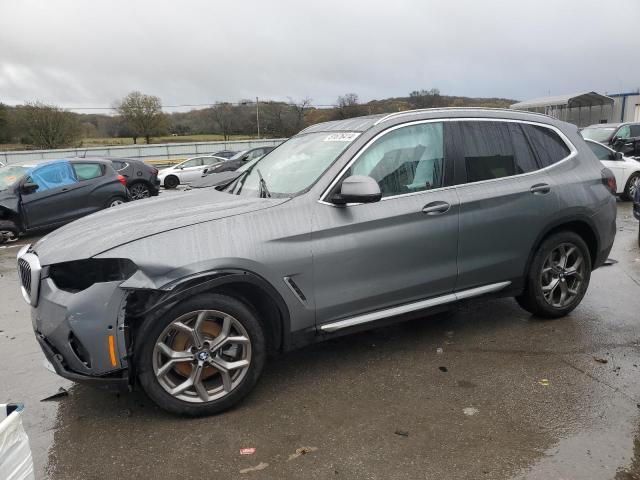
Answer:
[[510, 92, 614, 127], [609, 92, 640, 123]]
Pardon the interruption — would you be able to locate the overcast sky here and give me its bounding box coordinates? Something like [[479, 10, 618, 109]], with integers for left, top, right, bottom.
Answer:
[[1, 0, 638, 113]]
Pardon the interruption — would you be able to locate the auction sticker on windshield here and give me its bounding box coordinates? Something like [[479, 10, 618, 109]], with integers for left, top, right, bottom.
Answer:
[[324, 132, 360, 142]]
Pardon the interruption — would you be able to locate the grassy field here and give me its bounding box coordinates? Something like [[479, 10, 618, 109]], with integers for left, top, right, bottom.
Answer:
[[0, 134, 258, 152]]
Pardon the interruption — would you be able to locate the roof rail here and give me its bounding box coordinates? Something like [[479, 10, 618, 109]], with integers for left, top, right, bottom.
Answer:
[[373, 107, 555, 125]]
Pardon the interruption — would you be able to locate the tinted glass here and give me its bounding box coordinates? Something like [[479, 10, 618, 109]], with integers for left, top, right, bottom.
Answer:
[[586, 141, 612, 161], [180, 158, 199, 168], [630, 125, 640, 137], [347, 122, 444, 197], [522, 124, 570, 168], [28, 162, 77, 192], [459, 121, 537, 183], [73, 163, 104, 181]]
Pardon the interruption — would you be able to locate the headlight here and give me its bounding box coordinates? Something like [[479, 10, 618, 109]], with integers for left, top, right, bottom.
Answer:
[[47, 258, 137, 293]]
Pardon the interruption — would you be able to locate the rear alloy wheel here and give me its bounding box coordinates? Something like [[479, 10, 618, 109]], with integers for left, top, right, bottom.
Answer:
[[164, 175, 179, 189], [623, 173, 640, 201], [129, 182, 151, 200], [137, 293, 266, 416], [0, 220, 19, 244], [516, 231, 591, 318]]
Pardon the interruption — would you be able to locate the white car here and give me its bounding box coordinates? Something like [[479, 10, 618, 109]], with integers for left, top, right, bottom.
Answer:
[[158, 155, 226, 189], [585, 139, 640, 200]]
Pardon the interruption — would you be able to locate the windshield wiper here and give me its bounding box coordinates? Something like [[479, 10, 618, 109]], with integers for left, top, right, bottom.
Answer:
[[256, 169, 271, 198]]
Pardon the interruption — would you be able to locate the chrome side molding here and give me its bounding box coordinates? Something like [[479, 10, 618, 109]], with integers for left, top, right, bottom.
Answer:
[[319, 281, 511, 332]]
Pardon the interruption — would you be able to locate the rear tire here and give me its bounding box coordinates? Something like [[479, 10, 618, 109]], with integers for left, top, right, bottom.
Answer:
[[516, 231, 591, 318], [0, 220, 19, 244], [136, 293, 266, 416], [622, 172, 640, 201], [164, 175, 179, 189], [128, 182, 151, 200]]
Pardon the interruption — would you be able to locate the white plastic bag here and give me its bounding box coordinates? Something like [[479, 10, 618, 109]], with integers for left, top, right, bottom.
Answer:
[[0, 404, 35, 480]]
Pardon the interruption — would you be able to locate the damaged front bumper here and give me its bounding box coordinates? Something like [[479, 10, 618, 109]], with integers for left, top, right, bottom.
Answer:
[[18, 246, 132, 389]]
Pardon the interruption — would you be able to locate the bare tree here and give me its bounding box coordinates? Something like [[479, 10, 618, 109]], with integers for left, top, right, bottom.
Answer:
[[211, 103, 234, 141], [289, 97, 312, 132], [115, 91, 168, 144], [336, 93, 362, 119], [409, 88, 442, 109], [17, 102, 80, 149]]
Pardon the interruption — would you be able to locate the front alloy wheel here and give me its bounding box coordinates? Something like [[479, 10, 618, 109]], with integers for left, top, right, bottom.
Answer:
[[137, 293, 266, 416], [152, 310, 252, 403]]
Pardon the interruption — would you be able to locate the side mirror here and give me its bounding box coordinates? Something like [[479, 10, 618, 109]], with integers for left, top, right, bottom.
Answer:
[[614, 151, 624, 160], [21, 182, 39, 194], [331, 176, 381, 205]]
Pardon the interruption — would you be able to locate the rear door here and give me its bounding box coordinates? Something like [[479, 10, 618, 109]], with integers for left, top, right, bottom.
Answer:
[[312, 121, 460, 326], [20, 161, 80, 229], [451, 120, 563, 291]]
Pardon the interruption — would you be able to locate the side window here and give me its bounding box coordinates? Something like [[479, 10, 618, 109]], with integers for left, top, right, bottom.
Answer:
[[28, 162, 77, 192], [73, 163, 104, 181], [181, 159, 198, 168], [521, 124, 571, 168], [459, 121, 536, 183], [629, 125, 640, 137], [587, 142, 613, 161], [615, 125, 631, 139], [345, 122, 444, 198]]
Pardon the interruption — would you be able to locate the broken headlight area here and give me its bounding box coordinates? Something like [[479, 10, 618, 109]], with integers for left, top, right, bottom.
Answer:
[[46, 258, 137, 293]]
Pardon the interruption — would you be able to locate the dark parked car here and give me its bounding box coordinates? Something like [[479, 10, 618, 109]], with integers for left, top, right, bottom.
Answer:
[[19, 109, 616, 416], [0, 159, 128, 243], [581, 122, 640, 159], [211, 150, 238, 159], [634, 184, 640, 247], [106, 157, 160, 200], [202, 146, 275, 175]]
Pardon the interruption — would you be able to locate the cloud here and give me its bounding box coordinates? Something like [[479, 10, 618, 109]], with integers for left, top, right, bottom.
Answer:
[[0, 0, 638, 111]]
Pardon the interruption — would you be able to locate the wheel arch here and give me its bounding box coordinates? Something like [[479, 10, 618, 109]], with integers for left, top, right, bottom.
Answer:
[[130, 270, 291, 356], [524, 216, 600, 279]]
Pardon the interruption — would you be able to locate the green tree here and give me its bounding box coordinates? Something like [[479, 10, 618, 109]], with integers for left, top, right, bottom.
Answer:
[[115, 91, 168, 144], [17, 102, 80, 149]]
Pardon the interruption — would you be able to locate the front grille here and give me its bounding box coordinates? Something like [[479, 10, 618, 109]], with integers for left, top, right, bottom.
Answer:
[[18, 258, 31, 296]]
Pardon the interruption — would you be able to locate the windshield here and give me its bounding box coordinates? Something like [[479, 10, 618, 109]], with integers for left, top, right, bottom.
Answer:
[[224, 131, 358, 198], [0, 165, 29, 191], [581, 127, 615, 143]]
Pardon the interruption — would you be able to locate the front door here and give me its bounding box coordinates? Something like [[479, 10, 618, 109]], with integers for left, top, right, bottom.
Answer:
[[312, 121, 460, 326], [21, 161, 80, 229]]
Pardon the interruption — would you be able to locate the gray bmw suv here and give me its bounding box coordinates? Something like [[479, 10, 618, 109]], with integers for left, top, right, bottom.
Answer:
[[18, 108, 617, 416]]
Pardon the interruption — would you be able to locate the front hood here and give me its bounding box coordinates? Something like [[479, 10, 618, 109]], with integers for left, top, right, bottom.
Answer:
[[34, 189, 288, 265]]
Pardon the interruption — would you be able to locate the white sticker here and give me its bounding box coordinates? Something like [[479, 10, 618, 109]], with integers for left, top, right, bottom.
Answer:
[[324, 132, 360, 142]]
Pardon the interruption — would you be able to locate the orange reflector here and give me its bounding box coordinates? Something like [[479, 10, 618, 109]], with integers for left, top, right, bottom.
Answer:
[[108, 335, 117, 367]]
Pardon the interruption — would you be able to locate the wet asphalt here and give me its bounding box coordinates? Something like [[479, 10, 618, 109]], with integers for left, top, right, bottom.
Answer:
[[1, 201, 639, 480]]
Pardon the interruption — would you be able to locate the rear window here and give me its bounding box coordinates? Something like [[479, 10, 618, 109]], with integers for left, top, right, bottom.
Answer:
[[521, 124, 571, 168], [73, 163, 104, 181]]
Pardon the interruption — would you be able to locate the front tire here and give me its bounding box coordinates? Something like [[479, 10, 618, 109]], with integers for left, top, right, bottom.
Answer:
[[0, 220, 19, 244], [136, 293, 266, 416], [622, 172, 640, 201], [516, 231, 591, 318]]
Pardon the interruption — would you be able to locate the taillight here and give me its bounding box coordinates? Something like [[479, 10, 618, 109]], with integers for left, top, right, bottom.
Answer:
[[117, 174, 127, 186], [601, 168, 617, 195], [150, 167, 158, 175]]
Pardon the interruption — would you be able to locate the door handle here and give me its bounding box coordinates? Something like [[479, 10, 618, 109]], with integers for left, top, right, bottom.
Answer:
[[61, 188, 69, 192], [422, 201, 450, 215], [530, 183, 551, 194]]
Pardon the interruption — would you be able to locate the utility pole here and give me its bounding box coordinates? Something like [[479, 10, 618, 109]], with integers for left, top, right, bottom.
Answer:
[[256, 97, 260, 139]]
